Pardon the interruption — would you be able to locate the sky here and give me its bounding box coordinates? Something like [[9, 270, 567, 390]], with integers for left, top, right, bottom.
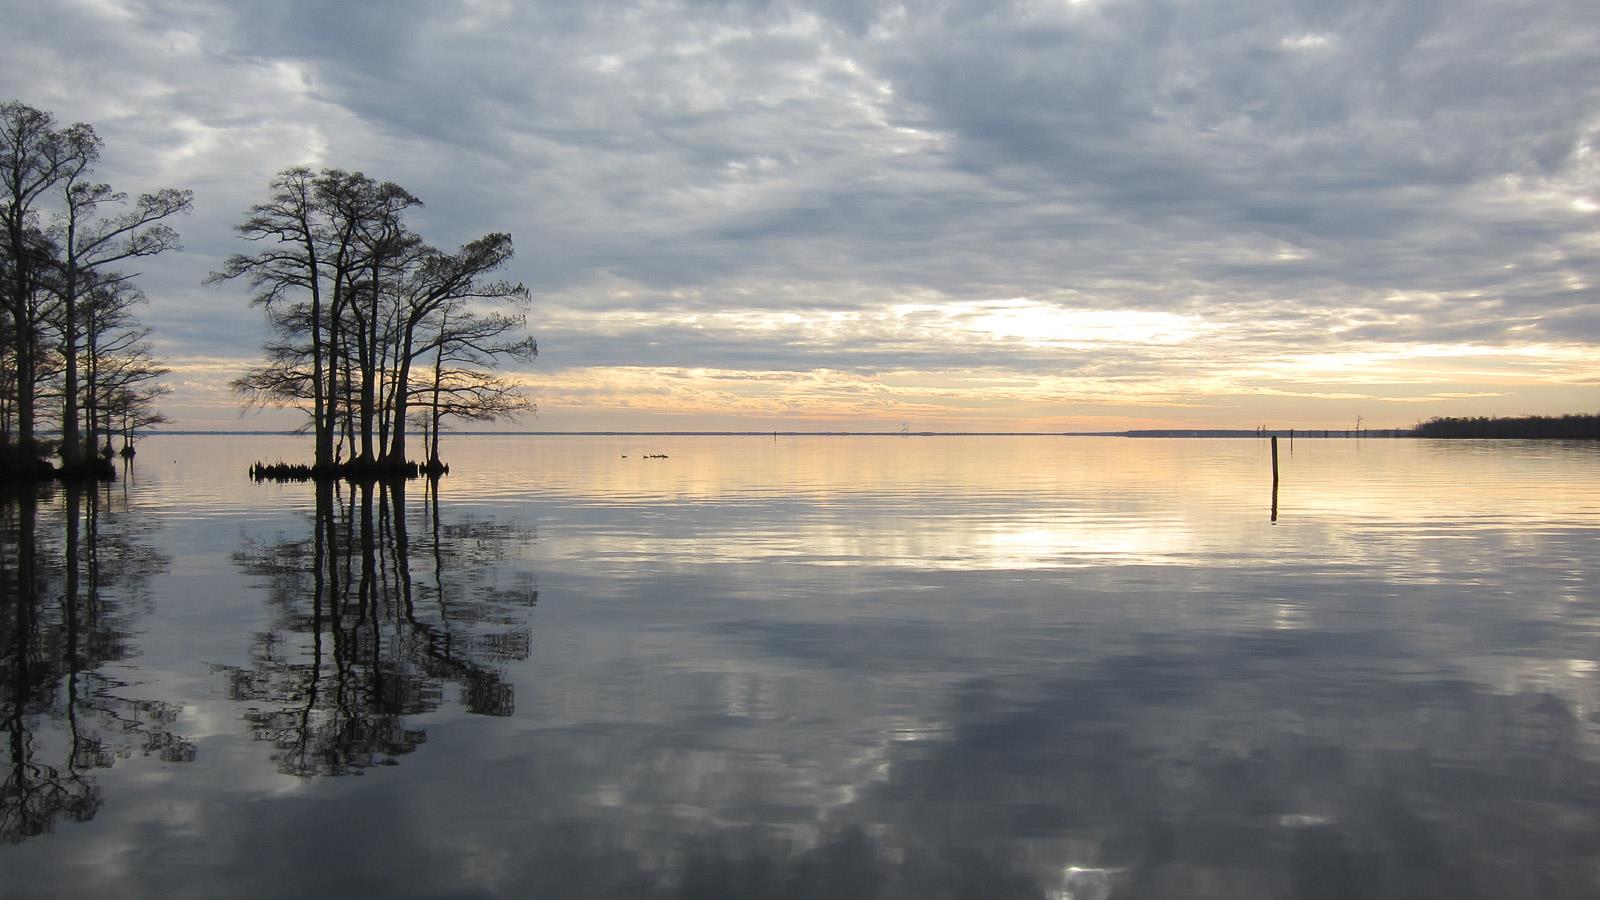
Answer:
[[4, 0, 1598, 432]]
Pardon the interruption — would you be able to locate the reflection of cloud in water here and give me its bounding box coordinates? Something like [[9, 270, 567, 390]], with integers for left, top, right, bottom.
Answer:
[[436, 544, 1599, 897], [91, 618, 1600, 898], [10, 436, 1600, 897]]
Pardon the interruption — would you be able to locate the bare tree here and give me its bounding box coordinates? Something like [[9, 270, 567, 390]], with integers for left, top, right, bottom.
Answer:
[[1, 101, 83, 469], [418, 305, 536, 468], [217, 168, 536, 477], [1, 101, 181, 478], [54, 171, 190, 468], [389, 233, 530, 466], [79, 275, 168, 456], [209, 168, 335, 468]]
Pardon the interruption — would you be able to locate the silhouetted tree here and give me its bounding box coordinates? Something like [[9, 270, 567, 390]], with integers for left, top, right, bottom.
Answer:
[[418, 301, 536, 468], [391, 232, 531, 467], [2, 102, 81, 471], [213, 168, 534, 477], [210, 168, 337, 469], [80, 276, 168, 457], [54, 175, 189, 470], [0, 101, 182, 478]]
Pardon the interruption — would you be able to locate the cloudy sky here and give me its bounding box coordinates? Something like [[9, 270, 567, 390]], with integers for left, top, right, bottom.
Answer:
[[5, 0, 1598, 431]]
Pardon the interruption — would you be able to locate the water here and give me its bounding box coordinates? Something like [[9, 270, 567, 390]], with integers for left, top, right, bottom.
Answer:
[[4, 435, 1600, 898]]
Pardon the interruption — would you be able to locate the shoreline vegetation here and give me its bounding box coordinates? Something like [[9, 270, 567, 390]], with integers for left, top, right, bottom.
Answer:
[[1409, 413, 1600, 440], [2, 101, 186, 482]]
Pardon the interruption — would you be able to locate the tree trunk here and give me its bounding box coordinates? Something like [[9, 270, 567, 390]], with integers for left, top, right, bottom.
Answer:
[[83, 316, 98, 467], [386, 317, 419, 465], [357, 265, 381, 466], [4, 216, 39, 461], [15, 307, 36, 458], [356, 313, 375, 466], [305, 224, 331, 472], [428, 319, 445, 467], [61, 264, 81, 467]]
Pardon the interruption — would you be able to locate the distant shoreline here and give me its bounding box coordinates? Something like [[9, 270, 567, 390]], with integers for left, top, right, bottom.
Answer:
[[1409, 414, 1600, 440], [132, 426, 1600, 439], [141, 429, 1395, 438]]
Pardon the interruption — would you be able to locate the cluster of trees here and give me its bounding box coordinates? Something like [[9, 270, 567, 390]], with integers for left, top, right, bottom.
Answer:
[[1413, 413, 1600, 440], [212, 168, 536, 477], [1, 101, 187, 478], [2, 100, 538, 482]]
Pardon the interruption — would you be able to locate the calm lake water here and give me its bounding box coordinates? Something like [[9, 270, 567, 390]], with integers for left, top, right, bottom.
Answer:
[[4, 435, 1600, 899]]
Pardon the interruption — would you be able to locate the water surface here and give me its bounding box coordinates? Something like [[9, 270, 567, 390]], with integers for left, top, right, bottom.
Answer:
[[4, 435, 1599, 898]]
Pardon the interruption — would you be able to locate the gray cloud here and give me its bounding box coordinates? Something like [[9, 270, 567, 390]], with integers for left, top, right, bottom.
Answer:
[[3, 0, 1597, 426]]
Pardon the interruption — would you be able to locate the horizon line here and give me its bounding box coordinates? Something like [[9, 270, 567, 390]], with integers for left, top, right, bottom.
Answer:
[[140, 428, 1408, 438]]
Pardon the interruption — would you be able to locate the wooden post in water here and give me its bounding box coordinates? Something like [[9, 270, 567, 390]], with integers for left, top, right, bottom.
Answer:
[[1270, 435, 1280, 523]]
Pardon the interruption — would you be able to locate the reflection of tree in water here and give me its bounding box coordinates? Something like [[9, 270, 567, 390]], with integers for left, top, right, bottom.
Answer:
[[1, 483, 186, 844], [227, 478, 536, 776]]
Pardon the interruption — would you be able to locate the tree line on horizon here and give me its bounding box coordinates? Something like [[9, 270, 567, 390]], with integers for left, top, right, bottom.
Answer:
[[1412, 413, 1600, 440], [1, 101, 186, 478]]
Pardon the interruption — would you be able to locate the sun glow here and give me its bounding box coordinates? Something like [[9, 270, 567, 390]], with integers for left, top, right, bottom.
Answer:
[[958, 299, 1210, 346]]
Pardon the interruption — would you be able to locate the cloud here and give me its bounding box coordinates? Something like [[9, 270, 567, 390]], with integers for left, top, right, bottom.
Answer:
[[4, 0, 1599, 428]]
